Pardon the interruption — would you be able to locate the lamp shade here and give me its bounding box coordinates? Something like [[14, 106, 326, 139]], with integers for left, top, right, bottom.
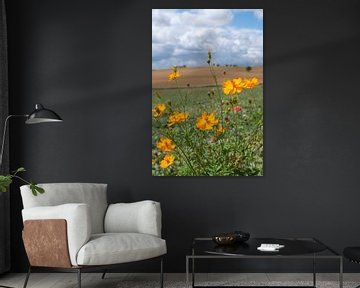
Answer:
[[25, 104, 63, 124]]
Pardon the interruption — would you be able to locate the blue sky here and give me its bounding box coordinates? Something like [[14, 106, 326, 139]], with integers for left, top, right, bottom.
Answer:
[[152, 9, 263, 69]]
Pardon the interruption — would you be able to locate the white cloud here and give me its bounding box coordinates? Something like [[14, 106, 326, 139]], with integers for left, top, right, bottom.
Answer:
[[235, 9, 263, 20], [254, 9, 263, 20], [152, 9, 263, 69], [152, 9, 233, 28]]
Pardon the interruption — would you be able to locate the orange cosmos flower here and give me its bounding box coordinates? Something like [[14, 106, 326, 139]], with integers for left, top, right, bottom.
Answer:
[[223, 78, 245, 95], [168, 112, 189, 127], [160, 154, 175, 169], [196, 112, 219, 131], [152, 103, 166, 117], [243, 77, 259, 89], [156, 137, 175, 151], [168, 67, 180, 80]]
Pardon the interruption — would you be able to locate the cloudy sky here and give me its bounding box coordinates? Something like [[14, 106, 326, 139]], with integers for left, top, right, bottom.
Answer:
[[152, 9, 263, 69]]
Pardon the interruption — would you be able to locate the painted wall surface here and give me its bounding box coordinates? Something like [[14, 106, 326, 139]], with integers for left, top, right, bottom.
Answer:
[[6, 0, 360, 272]]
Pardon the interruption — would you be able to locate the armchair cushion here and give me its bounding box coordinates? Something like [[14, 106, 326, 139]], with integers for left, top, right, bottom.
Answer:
[[76, 233, 167, 266], [21, 183, 108, 234], [22, 203, 91, 266], [104, 200, 162, 237]]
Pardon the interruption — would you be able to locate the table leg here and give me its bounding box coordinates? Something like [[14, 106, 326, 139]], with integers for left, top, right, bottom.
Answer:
[[313, 254, 316, 287], [192, 247, 195, 288], [186, 257, 189, 288], [339, 257, 343, 288], [192, 257, 195, 288]]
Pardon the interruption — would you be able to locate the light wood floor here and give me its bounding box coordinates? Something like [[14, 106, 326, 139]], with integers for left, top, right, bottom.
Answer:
[[0, 273, 359, 288]]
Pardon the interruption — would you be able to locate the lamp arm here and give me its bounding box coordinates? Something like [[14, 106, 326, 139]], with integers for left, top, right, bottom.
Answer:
[[0, 114, 28, 169]]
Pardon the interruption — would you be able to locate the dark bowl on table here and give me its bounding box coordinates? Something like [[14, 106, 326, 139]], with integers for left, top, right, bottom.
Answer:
[[212, 234, 238, 245], [212, 231, 250, 246]]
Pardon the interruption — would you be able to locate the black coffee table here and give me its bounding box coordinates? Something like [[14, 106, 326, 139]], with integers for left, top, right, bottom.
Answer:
[[186, 237, 342, 288]]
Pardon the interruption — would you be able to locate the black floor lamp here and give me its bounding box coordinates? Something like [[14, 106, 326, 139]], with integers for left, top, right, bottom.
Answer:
[[0, 103, 62, 288], [0, 103, 63, 167]]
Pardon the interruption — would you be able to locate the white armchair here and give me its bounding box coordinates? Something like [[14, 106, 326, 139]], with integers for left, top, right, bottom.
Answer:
[[20, 183, 166, 288]]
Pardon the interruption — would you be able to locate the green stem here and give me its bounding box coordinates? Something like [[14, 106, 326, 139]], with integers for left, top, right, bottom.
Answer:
[[207, 62, 228, 159], [12, 175, 31, 185], [208, 63, 224, 124], [179, 124, 210, 176], [175, 79, 186, 112], [175, 143, 198, 176]]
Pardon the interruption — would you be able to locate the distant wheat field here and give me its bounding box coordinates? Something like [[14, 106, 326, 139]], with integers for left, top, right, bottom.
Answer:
[[152, 66, 263, 89]]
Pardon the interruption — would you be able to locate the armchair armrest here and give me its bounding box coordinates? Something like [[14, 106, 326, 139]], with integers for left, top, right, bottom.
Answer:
[[104, 200, 162, 237], [22, 203, 91, 266]]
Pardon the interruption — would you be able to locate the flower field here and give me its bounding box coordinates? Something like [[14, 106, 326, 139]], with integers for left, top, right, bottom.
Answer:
[[152, 54, 263, 176]]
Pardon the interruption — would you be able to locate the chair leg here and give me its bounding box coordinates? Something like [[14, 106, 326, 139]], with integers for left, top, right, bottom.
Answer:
[[23, 266, 31, 288], [160, 257, 164, 288], [101, 270, 107, 279], [77, 269, 81, 288]]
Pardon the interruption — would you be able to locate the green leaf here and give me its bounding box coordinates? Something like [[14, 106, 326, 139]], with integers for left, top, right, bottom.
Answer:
[[29, 181, 44, 196], [29, 183, 37, 196], [16, 167, 26, 173], [11, 167, 26, 175], [0, 175, 13, 192], [30, 184, 36, 195], [35, 186, 45, 194]]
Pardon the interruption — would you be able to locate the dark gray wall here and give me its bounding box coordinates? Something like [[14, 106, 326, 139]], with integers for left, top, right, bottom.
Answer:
[[5, 0, 360, 272], [0, 0, 10, 274]]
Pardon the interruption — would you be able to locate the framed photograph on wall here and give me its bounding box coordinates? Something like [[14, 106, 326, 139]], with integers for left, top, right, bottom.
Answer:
[[152, 9, 263, 176]]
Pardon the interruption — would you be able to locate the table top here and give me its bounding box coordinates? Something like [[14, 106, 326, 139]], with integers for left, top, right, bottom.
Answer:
[[190, 237, 340, 258]]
